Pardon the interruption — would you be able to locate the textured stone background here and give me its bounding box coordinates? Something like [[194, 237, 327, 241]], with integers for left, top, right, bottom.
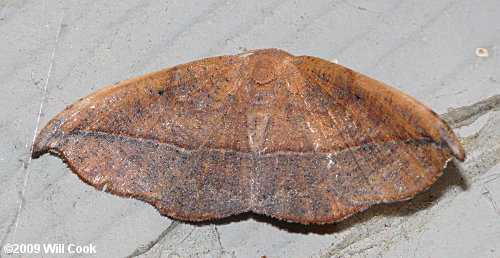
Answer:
[[1, 0, 498, 257]]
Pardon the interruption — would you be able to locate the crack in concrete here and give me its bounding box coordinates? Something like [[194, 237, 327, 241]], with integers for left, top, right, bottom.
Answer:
[[126, 221, 181, 258], [462, 110, 499, 179], [180, 227, 196, 244], [442, 94, 499, 129], [481, 174, 500, 215], [12, 7, 65, 243], [213, 225, 230, 257]]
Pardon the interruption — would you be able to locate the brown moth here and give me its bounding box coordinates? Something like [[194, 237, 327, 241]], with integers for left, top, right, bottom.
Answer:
[[32, 49, 465, 224]]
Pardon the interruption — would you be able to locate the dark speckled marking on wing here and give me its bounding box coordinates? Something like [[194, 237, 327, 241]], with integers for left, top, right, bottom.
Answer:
[[32, 49, 465, 224]]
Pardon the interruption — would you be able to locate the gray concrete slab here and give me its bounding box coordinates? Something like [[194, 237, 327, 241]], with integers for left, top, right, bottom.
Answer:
[[1, 0, 498, 257]]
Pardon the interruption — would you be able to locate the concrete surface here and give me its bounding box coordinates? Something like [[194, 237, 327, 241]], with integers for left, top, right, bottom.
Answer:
[[1, 0, 499, 257]]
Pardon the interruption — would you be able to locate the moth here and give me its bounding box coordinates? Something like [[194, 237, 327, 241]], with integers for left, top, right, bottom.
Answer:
[[32, 49, 464, 224]]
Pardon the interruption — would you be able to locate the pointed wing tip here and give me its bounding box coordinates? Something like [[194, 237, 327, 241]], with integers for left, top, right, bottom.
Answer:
[[31, 118, 66, 159], [31, 136, 57, 159], [437, 127, 466, 161], [31, 134, 49, 159], [452, 143, 466, 161], [450, 136, 466, 161], [31, 147, 44, 159]]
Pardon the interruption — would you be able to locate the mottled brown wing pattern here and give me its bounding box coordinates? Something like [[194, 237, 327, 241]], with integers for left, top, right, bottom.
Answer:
[[32, 55, 257, 220], [51, 55, 250, 151], [253, 140, 451, 223], [32, 49, 465, 224], [293, 56, 464, 158], [249, 54, 463, 223]]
